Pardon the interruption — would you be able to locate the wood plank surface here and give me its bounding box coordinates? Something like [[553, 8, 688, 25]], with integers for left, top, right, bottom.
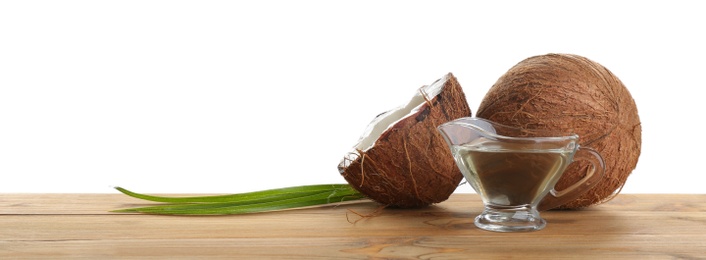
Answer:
[[1, 193, 705, 259]]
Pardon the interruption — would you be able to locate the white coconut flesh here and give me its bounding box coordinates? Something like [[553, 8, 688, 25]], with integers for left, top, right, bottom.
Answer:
[[351, 74, 448, 153]]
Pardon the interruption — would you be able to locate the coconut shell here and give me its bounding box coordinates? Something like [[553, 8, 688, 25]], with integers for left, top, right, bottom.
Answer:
[[476, 53, 642, 209], [339, 73, 472, 208]]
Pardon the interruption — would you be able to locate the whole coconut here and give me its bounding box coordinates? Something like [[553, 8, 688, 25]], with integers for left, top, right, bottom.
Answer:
[[476, 54, 641, 209], [339, 73, 472, 208]]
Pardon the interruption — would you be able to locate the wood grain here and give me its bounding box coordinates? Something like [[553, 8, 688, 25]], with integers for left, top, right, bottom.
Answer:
[[1, 193, 705, 259]]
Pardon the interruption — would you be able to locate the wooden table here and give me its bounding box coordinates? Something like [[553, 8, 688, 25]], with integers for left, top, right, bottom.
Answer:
[[1, 193, 704, 259]]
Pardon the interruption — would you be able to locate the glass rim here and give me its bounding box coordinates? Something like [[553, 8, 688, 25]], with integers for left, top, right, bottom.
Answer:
[[439, 117, 580, 143]]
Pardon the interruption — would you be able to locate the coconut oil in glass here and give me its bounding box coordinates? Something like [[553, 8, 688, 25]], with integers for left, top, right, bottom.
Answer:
[[452, 140, 571, 207]]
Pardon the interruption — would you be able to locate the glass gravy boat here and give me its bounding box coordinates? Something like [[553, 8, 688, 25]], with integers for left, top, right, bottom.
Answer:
[[438, 117, 605, 232]]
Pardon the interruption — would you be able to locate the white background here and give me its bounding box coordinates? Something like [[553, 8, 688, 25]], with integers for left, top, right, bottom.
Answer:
[[1, 1, 703, 194]]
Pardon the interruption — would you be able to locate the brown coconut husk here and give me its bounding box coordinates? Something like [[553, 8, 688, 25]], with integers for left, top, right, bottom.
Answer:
[[338, 73, 472, 208], [476, 53, 642, 209]]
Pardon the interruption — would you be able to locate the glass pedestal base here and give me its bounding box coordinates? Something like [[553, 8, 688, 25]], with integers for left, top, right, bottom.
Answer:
[[474, 204, 546, 232]]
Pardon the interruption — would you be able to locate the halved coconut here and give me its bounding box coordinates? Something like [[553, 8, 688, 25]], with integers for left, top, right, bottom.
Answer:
[[338, 73, 472, 208]]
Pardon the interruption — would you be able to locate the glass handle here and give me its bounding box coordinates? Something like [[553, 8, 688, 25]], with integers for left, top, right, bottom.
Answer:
[[538, 146, 606, 211]]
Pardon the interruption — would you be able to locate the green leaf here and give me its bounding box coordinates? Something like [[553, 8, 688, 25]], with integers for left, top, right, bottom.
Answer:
[[115, 184, 354, 204], [113, 184, 368, 215]]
